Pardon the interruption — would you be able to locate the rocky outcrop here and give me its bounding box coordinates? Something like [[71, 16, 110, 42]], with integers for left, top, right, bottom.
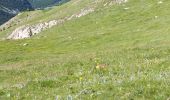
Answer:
[[112, 0, 128, 4], [7, 19, 64, 39], [67, 8, 94, 20], [7, 8, 95, 40]]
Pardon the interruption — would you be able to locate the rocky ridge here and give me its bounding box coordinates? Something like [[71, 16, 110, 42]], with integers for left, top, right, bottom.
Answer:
[[113, 0, 128, 4], [7, 8, 94, 39], [7, 0, 128, 40]]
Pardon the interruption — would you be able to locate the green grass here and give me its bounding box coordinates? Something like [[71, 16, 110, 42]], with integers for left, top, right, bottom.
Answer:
[[0, 0, 170, 99]]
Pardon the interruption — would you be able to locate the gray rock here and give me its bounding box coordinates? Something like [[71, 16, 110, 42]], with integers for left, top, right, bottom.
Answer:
[[7, 19, 64, 39], [110, 0, 128, 5]]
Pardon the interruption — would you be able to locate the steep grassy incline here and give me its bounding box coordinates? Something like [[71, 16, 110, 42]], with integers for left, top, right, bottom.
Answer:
[[0, 0, 103, 37], [0, 0, 170, 99]]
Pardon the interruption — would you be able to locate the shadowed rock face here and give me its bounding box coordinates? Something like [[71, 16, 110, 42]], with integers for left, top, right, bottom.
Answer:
[[0, 10, 15, 25], [0, 0, 33, 25], [29, 0, 71, 9], [0, 0, 33, 11]]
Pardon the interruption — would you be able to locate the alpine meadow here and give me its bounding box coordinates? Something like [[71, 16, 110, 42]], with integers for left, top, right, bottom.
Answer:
[[0, 0, 170, 99]]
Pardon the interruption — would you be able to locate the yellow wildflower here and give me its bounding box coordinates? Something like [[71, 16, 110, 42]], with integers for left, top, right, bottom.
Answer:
[[79, 77, 83, 81], [96, 65, 100, 69]]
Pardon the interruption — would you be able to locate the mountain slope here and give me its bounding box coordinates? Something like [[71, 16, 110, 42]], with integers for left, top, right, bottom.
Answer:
[[0, 10, 15, 25], [0, 0, 170, 99], [0, 0, 33, 11], [28, 0, 69, 8], [0, 0, 69, 25], [0, 0, 33, 25]]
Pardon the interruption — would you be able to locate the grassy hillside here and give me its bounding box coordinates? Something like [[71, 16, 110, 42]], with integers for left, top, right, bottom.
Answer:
[[0, 0, 170, 99], [0, 0, 103, 37]]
